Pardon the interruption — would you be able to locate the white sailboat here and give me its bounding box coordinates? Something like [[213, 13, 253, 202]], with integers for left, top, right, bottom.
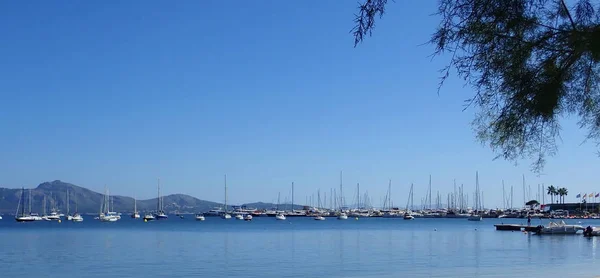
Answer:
[[71, 198, 83, 222], [468, 171, 483, 222], [66, 189, 73, 221], [244, 214, 253, 221], [99, 187, 119, 222], [71, 199, 83, 222], [195, 214, 205, 221], [45, 193, 61, 221], [154, 178, 168, 219], [275, 192, 286, 220], [131, 195, 140, 219], [337, 171, 348, 220], [221, 175, 231, 219], [15, 187, 35, 222], [404, 183, 415, 220], [27, 189, 43, 221]]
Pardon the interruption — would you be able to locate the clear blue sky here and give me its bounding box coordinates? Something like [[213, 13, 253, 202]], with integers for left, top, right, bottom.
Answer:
[[1, 1, 598, 208]]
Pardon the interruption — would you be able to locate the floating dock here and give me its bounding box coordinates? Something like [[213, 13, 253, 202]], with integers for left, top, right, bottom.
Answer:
[[494, 224, 538, 232]]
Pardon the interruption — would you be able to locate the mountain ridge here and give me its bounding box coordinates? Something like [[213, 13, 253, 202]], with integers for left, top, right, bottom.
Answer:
[[0, 180, 304, 214]]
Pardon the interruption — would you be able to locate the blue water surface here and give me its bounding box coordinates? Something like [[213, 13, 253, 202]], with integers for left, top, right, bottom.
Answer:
[[1, 216, 599, 278]]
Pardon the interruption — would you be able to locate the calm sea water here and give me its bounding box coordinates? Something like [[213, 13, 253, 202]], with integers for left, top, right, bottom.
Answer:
[[1, 216, 599, 278]]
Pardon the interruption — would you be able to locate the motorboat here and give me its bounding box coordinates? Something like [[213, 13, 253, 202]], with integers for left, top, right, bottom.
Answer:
[[143, 214, 155, 221], [275, 213, 286, 220], [337, 212, 348, 220], [403, 213, 415, 220], [244, 215, 253, 221], [155, 211, 168, 220], [132, 197, 140, 218], [67, 215, 73, 221], [221, 213, 232, 219], [99, 213, 118, 222], [15, 215, 36, 222], [46, 211, 61, 221], [204, 209, 224, 217], [467, 214, 483, 221], [535, 221, 584, 235], [195, 214, 205, 221], [235, 214, 244, 220], [314, 215, 326, 221], [71, 213, 84, 222]]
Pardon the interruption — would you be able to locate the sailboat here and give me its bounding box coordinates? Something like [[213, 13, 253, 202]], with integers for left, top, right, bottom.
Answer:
[[45, 193, 61, 221], [154, 178, 168, 219], [468, 171, 483, 221], [66, 189, 73, 221], [221, 175, 232, 219], [131, 195, 140, 219], [15, 187, 35, 222], [313, 189, 326, 221], [99, 187, 119, 222], [337, 171, 348, 220], [71, 198, 83, 222], [27, 189, 42, 221], [275, 192, 286, 220], [404, 183, 415, 220]]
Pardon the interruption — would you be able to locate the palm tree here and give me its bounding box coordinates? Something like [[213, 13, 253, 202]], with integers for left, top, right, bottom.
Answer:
[[561, 188, 568, 204], [557, 188, 564, 204], [547, 185, 556, 204]]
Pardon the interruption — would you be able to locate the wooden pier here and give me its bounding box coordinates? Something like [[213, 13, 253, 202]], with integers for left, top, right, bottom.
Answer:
[[494, 224, 538, 232]]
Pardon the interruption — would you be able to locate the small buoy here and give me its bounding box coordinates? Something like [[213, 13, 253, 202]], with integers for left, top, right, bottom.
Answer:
[[144, 219, 148, 222], [434, 228, 437, 231], [355, 217, 359, 220], [58, 219, 61, 223]]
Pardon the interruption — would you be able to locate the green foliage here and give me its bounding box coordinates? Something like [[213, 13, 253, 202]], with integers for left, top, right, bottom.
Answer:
[[353, 0, 600, 172]]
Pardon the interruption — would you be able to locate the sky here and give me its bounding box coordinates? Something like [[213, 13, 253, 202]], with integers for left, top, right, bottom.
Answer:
[[0, 1, 598, 208]]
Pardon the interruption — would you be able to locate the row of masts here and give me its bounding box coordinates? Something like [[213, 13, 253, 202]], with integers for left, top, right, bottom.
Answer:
[[296, 172, 542, 211]]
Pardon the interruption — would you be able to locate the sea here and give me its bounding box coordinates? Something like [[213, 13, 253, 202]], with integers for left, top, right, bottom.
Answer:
[[1, 216, 599, 278]]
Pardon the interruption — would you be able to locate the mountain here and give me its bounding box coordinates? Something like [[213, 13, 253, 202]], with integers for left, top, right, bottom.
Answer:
[[0, 180, 303, 214]]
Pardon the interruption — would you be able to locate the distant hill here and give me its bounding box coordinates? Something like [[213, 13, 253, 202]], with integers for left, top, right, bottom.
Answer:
[[0, 180, 304, 214]]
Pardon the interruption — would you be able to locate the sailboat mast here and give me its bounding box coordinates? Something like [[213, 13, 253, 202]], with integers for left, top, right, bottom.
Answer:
[[357, 183, 360, 210], [429, 175, 432, 210], [502, 180, 506, 210], [291, 182, 294, 212], [339, 171, 344, 211], [224, 175, 227, 212], [157, 178, 161, 212], [20, 187, 25, 217], [29, 189, 32, 214]]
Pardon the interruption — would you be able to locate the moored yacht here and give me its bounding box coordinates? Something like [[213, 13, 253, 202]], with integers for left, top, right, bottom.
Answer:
[[275, 213, 286, 220], [154, 179, 168, 220], [244, 214, 253, 221], [337, 212, 348, 220], [314, 215, 326, 221], [536, 221, 584, 235], [143, 213, 156, 221], [195, 214, 205, 221], [72, 213, 83, 222], [235, 214, 243, 220]]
